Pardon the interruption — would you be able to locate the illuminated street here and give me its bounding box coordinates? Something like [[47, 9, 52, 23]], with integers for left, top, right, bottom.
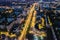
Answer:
[[0, 0, 60, 40]]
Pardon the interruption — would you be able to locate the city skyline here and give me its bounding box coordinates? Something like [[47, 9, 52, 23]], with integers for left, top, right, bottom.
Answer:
[[0, 0, 39, 2]]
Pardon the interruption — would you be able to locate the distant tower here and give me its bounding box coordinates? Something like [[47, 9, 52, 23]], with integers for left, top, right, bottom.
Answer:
[[21, 0, 25, 2]]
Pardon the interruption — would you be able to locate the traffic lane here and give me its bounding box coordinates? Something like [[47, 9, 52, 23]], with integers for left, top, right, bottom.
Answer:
[[18, 4, 36, 40], [46, 28, 54, 40], [53, 24, 60, 40], [31, 11, 36, 27]]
